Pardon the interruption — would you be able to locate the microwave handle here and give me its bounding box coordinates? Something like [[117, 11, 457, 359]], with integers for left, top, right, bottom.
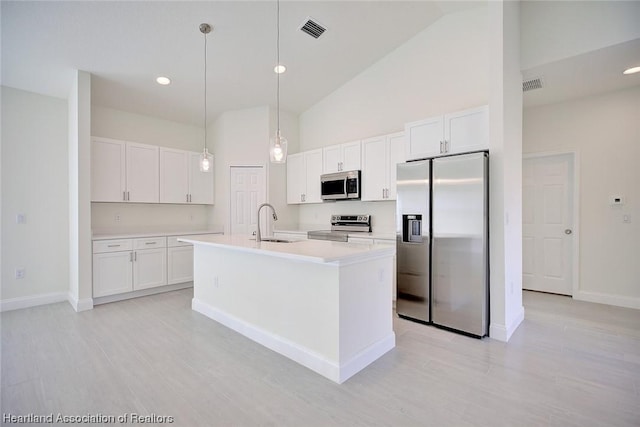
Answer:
[[344, 178, 348, 195]]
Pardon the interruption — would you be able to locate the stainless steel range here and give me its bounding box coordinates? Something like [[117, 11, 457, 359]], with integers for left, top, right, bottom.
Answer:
[[307, 215, 371, 242]]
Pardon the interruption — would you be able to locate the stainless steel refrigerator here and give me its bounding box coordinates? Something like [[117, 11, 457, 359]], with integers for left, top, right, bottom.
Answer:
[[396, 152, 489, 337]]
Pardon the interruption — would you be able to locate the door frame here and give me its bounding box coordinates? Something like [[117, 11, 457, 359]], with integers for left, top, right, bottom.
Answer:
[[522, 150, 580, 297], [228, 164, 268, 236]]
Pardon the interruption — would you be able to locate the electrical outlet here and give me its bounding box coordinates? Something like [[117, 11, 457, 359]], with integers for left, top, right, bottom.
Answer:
[[115, 213, 121, 222], [189, 214, 194, 222], [213, 276, 219, 288], [15, 268, 25, 279], [623, 214, 631, 223], [16, 213, 26, 224]]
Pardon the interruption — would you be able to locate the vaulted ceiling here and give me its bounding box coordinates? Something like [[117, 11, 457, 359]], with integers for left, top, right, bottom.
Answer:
[[2, 1, 479, 125]]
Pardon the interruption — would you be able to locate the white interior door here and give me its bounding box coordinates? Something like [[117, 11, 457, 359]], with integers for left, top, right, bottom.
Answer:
[[230, 167, 266, 236], [522, 154, 574, 295]]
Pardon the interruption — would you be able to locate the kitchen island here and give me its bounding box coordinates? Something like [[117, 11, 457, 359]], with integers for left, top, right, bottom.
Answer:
[[179, 234, 396, 384]]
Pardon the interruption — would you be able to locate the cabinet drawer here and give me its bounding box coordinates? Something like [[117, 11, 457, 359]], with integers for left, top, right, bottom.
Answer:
[[134, 237, 166, 249], [167, 236, 193, 247], [93, 239, 133, 254]]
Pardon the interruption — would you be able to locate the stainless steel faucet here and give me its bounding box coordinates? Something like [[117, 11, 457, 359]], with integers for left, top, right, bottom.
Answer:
[[256, 203, 278, 242]]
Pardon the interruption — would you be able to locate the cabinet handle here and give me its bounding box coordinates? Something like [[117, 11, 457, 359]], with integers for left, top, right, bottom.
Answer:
[[134, 252, 137, 261], [123, 191, 126, 201], [127, 191, 130, 201], [444, 140, 449, 153], [129, 252, 133, 262], [107, 244, 120, 248], [145, 242, 156, 245]]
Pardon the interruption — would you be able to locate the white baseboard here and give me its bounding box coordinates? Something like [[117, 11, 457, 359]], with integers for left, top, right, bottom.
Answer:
[[93, 282, 193, 306], [67, 292, 94, 312], [192, 298, 395, 384], [489, 305, 525, 342], [0, 292, 68, 312], [574, 290, 640, 310]]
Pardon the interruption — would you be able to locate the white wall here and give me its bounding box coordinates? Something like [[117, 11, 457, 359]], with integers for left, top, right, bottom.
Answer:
[[1, 87, 69, 307], [520, 1, 640, 70], [297, 6, 489, 234], [210, 106, 297, 234], [488, 0, 524, 342], [299, 6, 489, 150], [91, 106, 212, 231], [523, 87, 640, 308], [68, 70, 93, 311]]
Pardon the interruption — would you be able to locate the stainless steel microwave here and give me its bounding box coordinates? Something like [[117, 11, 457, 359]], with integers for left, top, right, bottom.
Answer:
[[320, 170, 361, 200]]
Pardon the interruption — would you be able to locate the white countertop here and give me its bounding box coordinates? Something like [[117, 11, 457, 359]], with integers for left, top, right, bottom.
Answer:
[[92, 227, 224, 240], [180, 234, 395, 264]]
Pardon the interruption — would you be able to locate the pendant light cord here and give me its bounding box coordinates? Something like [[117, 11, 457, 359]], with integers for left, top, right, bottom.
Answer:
[[204, 29, 208, 152], [276, 0, 280, 135]]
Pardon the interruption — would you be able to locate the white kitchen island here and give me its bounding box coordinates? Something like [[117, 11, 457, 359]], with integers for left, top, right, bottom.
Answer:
[[179, 234, 396, 384]]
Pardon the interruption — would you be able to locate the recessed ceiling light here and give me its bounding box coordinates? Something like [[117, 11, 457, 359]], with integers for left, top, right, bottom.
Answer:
[[156, 76, 171, 85], [623, 66, 640, 75], [274, 64, 286, 74]]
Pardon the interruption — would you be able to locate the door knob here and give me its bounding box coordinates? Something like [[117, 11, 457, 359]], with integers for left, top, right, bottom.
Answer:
[[565, 229, 573, 235]]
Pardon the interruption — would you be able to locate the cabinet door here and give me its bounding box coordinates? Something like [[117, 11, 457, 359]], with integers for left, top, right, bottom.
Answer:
[[167, 246, 194, 285], [322, 145, 342, 173], [304, 149, 324, 203], [126, 142, 159, 203], [92, 251, 133, 297], [286, 153, 305, 204], [341, 140, 362, 171], [159, 148, 189, 203], [361, 136, 387, 201], [133, 248, 167, 290], [386, 132, 406, 200], [91, 138, 126, 202], [188, 152, 214, 204], [444, 105, 489, 154], [405, 116, 444, 161]]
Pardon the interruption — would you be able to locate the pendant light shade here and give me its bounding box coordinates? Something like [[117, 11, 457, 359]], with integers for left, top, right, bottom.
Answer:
[[199, 23, 213, 173], [270, 0, 287, 164], [269, 130, 288, 163]]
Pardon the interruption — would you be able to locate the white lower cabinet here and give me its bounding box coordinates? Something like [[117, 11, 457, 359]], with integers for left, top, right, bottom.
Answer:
[[92, 251, 134, 298], [167, 236, 194, 285], [92, 237, 167, 298]]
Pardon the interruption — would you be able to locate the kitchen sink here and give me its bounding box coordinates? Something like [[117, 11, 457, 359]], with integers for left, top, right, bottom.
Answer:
[[250, 237, 293, 243]]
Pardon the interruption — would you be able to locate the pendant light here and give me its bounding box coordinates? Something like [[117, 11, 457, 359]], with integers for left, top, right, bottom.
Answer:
[[199, 23, 213, 172], [269, 0, 288, 163]]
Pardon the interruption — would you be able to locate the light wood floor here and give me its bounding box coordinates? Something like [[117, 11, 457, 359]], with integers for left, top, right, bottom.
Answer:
[[2, 290, 639, 426]]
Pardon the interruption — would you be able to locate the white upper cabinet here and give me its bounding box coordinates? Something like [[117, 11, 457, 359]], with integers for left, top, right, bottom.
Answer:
[[405, 105, 488, 161], [444, 105, 489, 155], [287, 153, 305, 204], [322, 140, 361, 173], [159, 148, 189, 203], [304, 149, 323, 203], [92, 137, 159, 203], [125, 142, 160, 203], [287, 149, 323, 204], [386, 132, 406, 200], [361, 132, 405, 201], [405, 116, 444, 161], [92, 137, 126, 202], [159, 148, 214, 205]]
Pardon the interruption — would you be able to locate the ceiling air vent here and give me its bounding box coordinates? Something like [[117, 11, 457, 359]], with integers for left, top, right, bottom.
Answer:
[[299, 17, 326, 39], [523, 77, 544, 92]]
